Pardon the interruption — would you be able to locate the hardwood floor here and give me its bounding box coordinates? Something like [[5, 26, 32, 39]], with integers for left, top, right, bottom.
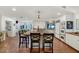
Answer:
[[53, 38, 77, 53], [0, 37, 77, 53]]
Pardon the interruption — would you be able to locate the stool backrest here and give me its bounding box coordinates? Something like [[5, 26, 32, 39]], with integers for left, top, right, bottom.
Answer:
[[30, 33, 40, 41], [19, 30, 27, 36], [43, 33, 54, 41]]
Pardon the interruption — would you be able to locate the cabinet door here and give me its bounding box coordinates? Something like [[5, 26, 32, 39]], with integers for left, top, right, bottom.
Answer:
[[59, 34, 66, 42], [55, 23, 60, 34], [66, 34, 73, 46], [55, 34, 59, 38], [66, 34, 75, 48], [71, 36, 79, 50], [66, 34, 79, 51]]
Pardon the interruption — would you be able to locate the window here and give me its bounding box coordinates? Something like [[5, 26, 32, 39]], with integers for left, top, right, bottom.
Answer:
[[19, 22, 32, 30], [47, 23, 55, 30]]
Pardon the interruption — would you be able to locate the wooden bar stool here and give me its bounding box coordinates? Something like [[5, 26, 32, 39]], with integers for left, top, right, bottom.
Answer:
[[19, 30, 27, 48], [43, 33, 54, 53], [30, 33, 40, 53]]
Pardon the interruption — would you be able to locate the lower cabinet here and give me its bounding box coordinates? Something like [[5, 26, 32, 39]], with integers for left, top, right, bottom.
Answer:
[[56, 33, 79, 51], [66, 34, 79, 51], [55, 34, 60, 38], [55, 34, 66, 42], [59, 34, 66, 42]]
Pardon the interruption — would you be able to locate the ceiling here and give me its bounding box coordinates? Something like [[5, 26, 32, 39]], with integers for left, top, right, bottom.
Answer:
[[0, 6, 79, 20]]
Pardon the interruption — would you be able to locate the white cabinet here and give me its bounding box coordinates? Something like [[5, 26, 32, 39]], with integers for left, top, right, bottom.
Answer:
[[55, 34, 60, 38], [55, 21, 66, 42], [55, 22, 60, 38], [59, 34, 66, 42], [55, 23, 60, 35], [66, 34, 79, 51], [6, 21, 16, 37]]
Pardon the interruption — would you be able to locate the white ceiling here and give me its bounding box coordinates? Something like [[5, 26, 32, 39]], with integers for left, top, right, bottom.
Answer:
[[0, 6, 79, 20]]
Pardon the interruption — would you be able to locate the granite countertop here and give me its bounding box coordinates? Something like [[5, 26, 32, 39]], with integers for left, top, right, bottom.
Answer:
[[67, 32, 79, 36]]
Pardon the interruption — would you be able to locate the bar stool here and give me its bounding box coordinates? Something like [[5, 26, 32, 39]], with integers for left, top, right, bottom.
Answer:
[[19, 30, 27, 48], [43, 33, 54, 53], [30, 33, 40, 53]]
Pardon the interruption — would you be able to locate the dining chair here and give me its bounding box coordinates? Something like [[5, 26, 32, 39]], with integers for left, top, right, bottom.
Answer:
[[19, 30, 28, 48], [43, 33, 54, 53], [30, 33, 40, 53]]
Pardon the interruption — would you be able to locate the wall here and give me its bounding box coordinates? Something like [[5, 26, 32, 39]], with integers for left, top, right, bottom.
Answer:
[[18, 19, 55, 33], [16, 20, 33, 31], [35, 20, 55, 33], [1, 16, 6, 31], [75, 14, 79, 32], [0, 15, 2, 31], [65, 14, 79, 32], [57, 15, 77, 32], [1, 16, 16, 37]]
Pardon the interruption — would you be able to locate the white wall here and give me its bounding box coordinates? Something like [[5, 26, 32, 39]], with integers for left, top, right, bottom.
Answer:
[[18, 19, 55, 33], [1, 16, 6, 31], [1, 16, 16, 37], [57, 15, 77, 32], [75, 14, 79, 32], [17, 20, 33, 31], [0, 15, 2, 31], [65, 14, 79, 32]]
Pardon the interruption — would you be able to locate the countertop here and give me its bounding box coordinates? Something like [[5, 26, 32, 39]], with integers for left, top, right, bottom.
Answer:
[[67, 32, 79, 36]]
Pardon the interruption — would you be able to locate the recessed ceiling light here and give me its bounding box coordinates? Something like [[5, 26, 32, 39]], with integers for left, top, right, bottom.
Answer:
[[57, 12, 61, 16], [12, 8, 16, 11]]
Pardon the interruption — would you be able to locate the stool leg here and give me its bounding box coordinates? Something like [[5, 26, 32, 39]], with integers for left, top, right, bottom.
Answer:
[[19, 42, 21, 48], [26, 37, 27, 48], [39, 41, 40, 53], [43, 42, 45, 52], [19, 37, 21, 48], [49, 43, 53, 53], [52, 42, 53, 53], [22, 38, 23, 44], [30, 41, 32, 53], [28, 36, 29, 44], [27, 36, 29, 48]]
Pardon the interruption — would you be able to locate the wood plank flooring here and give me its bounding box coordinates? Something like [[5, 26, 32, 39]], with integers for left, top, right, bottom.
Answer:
[[0, 37, 77, 53]]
